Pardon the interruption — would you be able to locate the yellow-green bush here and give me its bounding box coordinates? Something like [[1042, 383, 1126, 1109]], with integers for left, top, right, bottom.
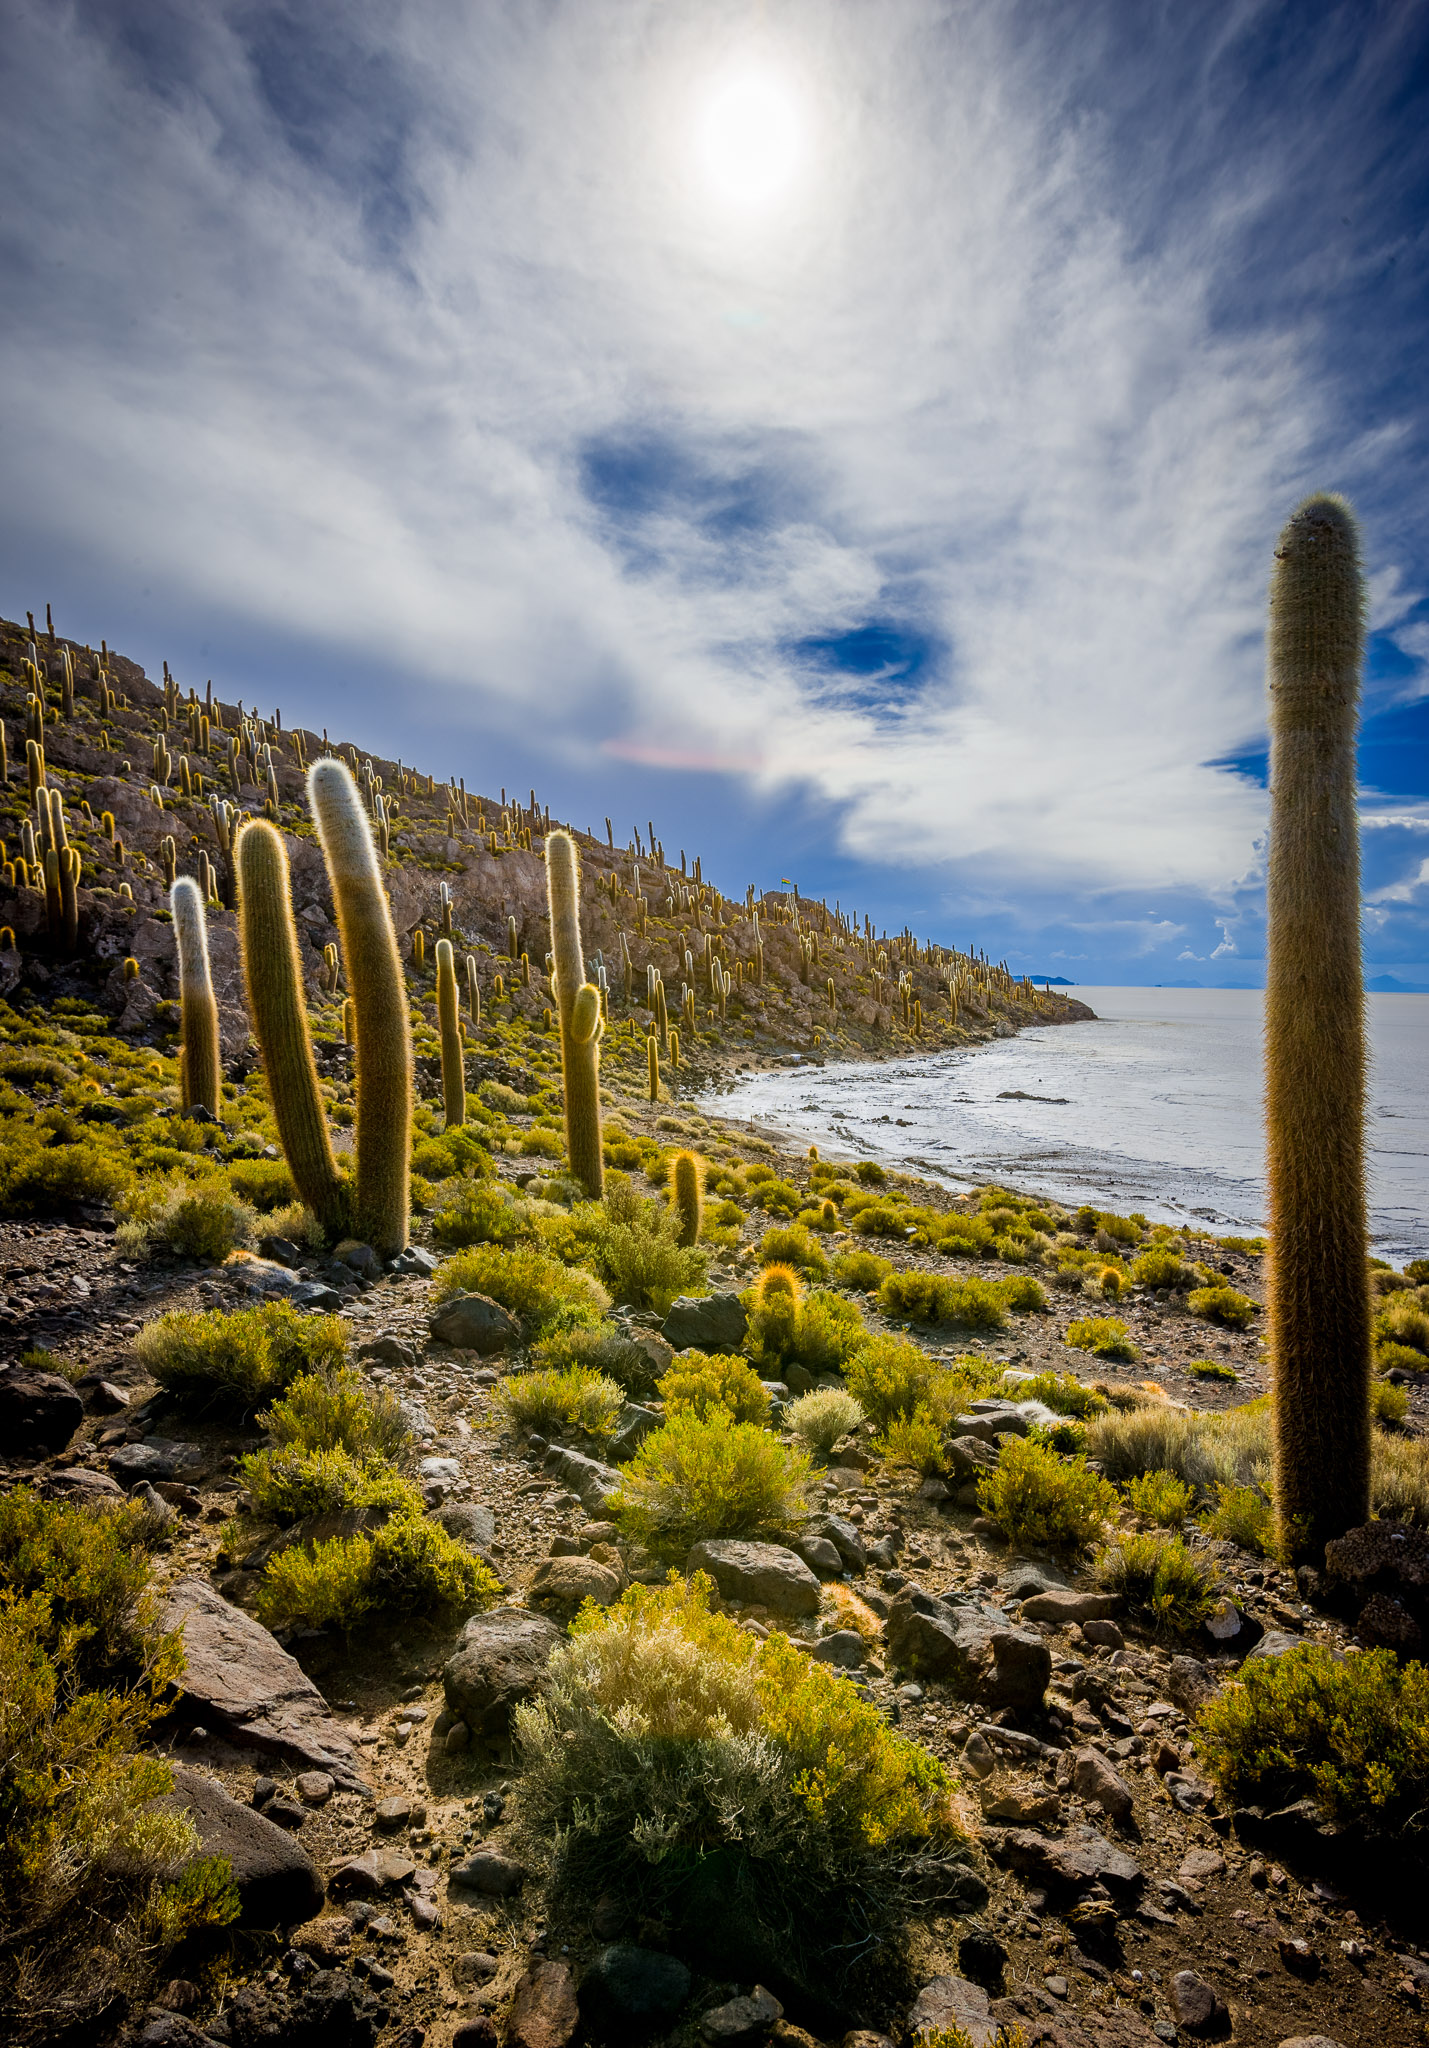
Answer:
[[500, 1365, 625, 1439], [432, 1240, 610, 1334], [612, 1410, 811, 1561], [976, 1436, 1116, 1551], [1194, 1643, 1429, 1835], [561, 1183, 710, 1315], [1131, 1247, 1190, 1289], [658, 1352, 771, 1426], [226, 1157, 298, 1211], [845, 1334, 969, 1429], [1200, 1482, 1276, 1555], [1064, 1315, 1138, 1363], [1373, 1378, 1410, 1427], [262, 1364, 409, 1459], [133, 1301, 347, 1410], [255, 1510, 500, 1631], [1123, 1470, 1193, 1525], [746, 1283, 866, 1374], [431, 1181, 534, 1249], [117, 1172, 259, 1262], [788, 1386, 864, 1458], [1188, 1357, 1238, 1381], [1188, 1285, 1258, 1329], [878, 1408, 947, 1476], [1376, 1294, 1429, 1357], [757, 1222, 830, 1276], [877, 1270, 1008, 1328], [830, 1248, 893, 1292], [1015, 1369, 1107, 1418], [1094, 1531, 1216, 1633], [0, 1120, 132, 1215], [240, 1446, 420, 1525]]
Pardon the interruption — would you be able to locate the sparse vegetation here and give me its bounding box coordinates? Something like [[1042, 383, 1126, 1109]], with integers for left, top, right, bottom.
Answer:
[[500, 1364, 624, 1439], [612, 1410, 812, 1561], [976, 1436, 1117, 1550], [255, 1509, 500, 1631], [1064, 1315, 1138, 1363], [1094, 1531, 1217, 1633], [1123, 1470, 1193, 1525], [133, 1300, 348, 1410], [788, 1386, 864, 1458], [432, 1240, 610, 1334]]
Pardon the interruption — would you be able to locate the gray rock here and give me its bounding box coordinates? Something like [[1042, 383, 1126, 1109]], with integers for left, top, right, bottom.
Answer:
[[1244, 1629, 1307, 1663], [435, 1502, 497, 1551], [1021, 1589, 1124, 1625], [1276, 2039, 1346, 2048], [342, 1243, 381, 1277], [1070, 1746, 1136, 1825], [542, 1441, 623, 1511], [610, 1402, 662, 1462], [885, 1588, 1050, 1708], [811, 1629, 866, 1669], [429, 1291, 521, 1353], [1170, 1968, 1230, 2035], [995, 1826, 1144, 1896], [686, 1538, 821, 1616], [814, 1513, 868, 1574], [110, 1438, 208, 1484], [358, 1335, 419, 1369], [289, 1281, 345, 1311], [375, 1795, 412, 1830], [418, 1454, 461, 1502], [160, 1577, 369, 1791], [527, 1554, 622, 1616], [790, 1533, 845, 1579], [961, 1398, 1063, 1437], [581, 1946, 692, 2035], [134, 1479, 178, 1528], [699, 1984, 782, 2045], [391, 1245, 438, 1276], [155, 1764, 324, 1927], [329, 1847, 417, 1896], [443, 1607, 563, 1741], [945, 1434, 1000, 1483], [1166, 1654, 1217, 1715], [661, 1293, 749, 1352], [907, 1974, 997, 2047], [42, 1466, 126, 1502], [1000, 1561, 1070, 1599], [448, 1848, 526, 1896]]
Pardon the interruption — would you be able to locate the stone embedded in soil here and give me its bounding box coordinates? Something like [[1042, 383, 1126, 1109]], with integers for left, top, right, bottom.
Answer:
[[448, 1847, 526, 1896], [884, 1587, 1050, 1709], [1170, 1967, 1230, 2035], [527, 1554, 622, 1616], [155, 1765, 324, 1928], [685, 1537, 821, 1616], [0, 1362, 83, 1454], [790, 1533, 845, 1578], [1179, 1847, 1227, 1883], [1020, 1588, 1124, 1625], [296, 1772, 334, 1806], [699, 1983, 783, 2045], [109, 1437, 209, 1484], [906, 1974, 997, 2048], [811, 1512, 867, 1573], [428, 1289, 521, 1353], [443, 1606, 563, 1741], [328, 1847, 416, 1896], [661, 1291, 749, 1352], [980, 1785, 1062, 1826], [160, 1576, 370, 1791], [539, 1441, 622, 1512], [580, 1945, 692, 2032], [810, 1628, 865, 1668], [995, 1825, 1144, 1897], [506, 1958, 579, 2048], [374, 1795, 412, 1831], [42, 1466, 126, 1502], [1070, 1745, 1136, 1824], [435, 1501, 497, 1550]]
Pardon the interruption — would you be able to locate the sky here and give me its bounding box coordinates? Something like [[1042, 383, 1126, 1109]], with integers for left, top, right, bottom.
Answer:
[[3, 0, 1428, 986]]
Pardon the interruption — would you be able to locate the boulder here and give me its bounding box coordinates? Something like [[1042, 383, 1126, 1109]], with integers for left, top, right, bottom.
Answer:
[[959, 1398, 1063, 1438], [686, 1539, 821, 1616], [945, 1434, 1000, 1484], [43, 1465, 125, 1503], [610, 1402, 662, 1462], [429, 1291, 521, 1353], [1169, 1968, 1231, 2036], [0, 1364, 83, 1455], [528, 1555, 622, 1617], [1244, 1629, 1310, 1664], [109, 1438, 208, 1485], [357, 1335, 418, 1369], [507, 1958, 578, 2048], [1000, 1561, 1070, 1599], [541, 1442, 622, 1512], [160, 1577, 369, 1791], [885, 1588, 1050, 1708], [156, 1764, 325, 1927], [435, 1501, 497, 1551], [662, 1293, 749, 1352], [813, 1513, 868, 1574], [390, 1245, 438, 1276], [447, 1848, 526, 1897], [790, 1534, 845, 1579], [811, 1629, 866, 1669], [328, 1847, 417, 1897], [1165, 1654, 1216, 1716], [1069, 1746, 1135, 1825], [994, 1826, 1143, 1897], [443, 1607, 563, 1741], [699, 1985, 782, 2045], [1020, 1589, 1124, 1626], [580, 1946, 692, 2037], [907, 1974, 997, 2047], [1325, 1519, 1429, 1654]]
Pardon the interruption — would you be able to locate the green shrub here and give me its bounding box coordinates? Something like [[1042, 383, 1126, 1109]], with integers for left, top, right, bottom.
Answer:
[[431, 1181, 535, 1249], [788, 1387, 864, 1458], [1132, 1247, 1190, 1289], [255, 1510, 501, 1631], [413, 1126, 491, 1179], [849, 1199, 912, 1238], [1375, 1342, 1428, 1375], [658, 1353, 771, 1426], [1194, 1643, 1429, 1835], [1016, 1370, 1107, 1418], [747, 1285, 866, 1374], [432, 1241, 610, 1334], [263, 1199, 328, 1252], [501, 1364, 625, 1439], [1373, 1379, 1410, 1428], [612, 1410, 811, 1561], [975, 1437, 1116, 1551], [513, 1574, 956, 2001], [532, 1323, 663, 1400], [117, 1173, 260, 1262], [261, 1365, 409, 1459], [226, 1157, 298, 1211], [1200, 1482, 1276, 1555], [876, 1270, 1009, 1329], [566, 1184, 710, 1314], [1188, 1285, 1258, 1329], [0, 1490, 239, 2032], [1094, 1531, 1216, 1633], [0, 1122, 132, 1215], [844, 1335, 954, 1429], [1123, 1470, 1193, 1525], [1189, 1357, 1238, 1381], [240, 1446, 420, 1525], [1376, 1294, 1429, 1355], [133, 1301, 348, 1410], [753, 1176, 803, 1217], [758, 1223, 830, 1276], [1088, 1399, 1271, 1494], [830, 1249, 893, 1292], [1064, 1315, 1138, 1363], [854, 1160, 887, 1185], [878, 1408, 947, 1476]]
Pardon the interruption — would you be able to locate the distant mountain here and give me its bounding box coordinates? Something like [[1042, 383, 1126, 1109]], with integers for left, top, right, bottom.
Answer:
[[1366, 973, 1429, 994], [1028, 975, 1075, 985]]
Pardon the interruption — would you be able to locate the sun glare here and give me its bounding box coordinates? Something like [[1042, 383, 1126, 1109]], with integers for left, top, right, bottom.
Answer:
[[696, 68, 804, 209]]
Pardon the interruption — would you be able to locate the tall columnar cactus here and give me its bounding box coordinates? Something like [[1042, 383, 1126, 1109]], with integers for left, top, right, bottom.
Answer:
[[465, 953, 481, 1024], [435, 938, 466, 1130], [545, 828, 604, 1196], [670, 1149, 702, 1246], [309, 758, 412, 1254], [647, 1028, 660, 1104], [1265, 494, 1371, 1561], [170, 876, 221, 1116], [236, 819, 348, 1234]]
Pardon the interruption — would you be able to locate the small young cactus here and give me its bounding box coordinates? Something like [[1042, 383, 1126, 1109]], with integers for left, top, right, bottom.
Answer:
[[435, 937, 466, 1129], [171, 875, 221, 1116], [412, 928, 425, 971], [545, 829, 604, 1196], [647, 1028, 660, 1104], [670, 1149, 703, 1246]]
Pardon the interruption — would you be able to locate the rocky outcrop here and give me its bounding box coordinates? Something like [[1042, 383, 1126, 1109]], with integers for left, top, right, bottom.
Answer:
[[155, 1764, 325, 1927], [686, 1538, 821, 1616], [885, 1587, 1050, 1708], [442, 1607, 564, 1741]]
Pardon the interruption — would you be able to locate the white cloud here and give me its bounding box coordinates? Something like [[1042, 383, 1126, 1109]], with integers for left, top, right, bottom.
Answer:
[[0, 0, 1342, 905]]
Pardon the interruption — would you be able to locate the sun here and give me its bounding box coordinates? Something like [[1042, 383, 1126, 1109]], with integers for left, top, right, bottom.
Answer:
[[696, 68, 804, 210]]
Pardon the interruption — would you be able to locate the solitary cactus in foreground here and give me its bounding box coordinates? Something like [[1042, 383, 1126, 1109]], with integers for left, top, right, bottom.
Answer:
[[545, 829, 603, 1196], [670, 1149, 702, 1247], [171, 876, 221, 1116], [435, 938, 466, 1130], [1265, 494, 1371, 1561], [309, 758, 412, 1254], [236, 820, 348, 1234]]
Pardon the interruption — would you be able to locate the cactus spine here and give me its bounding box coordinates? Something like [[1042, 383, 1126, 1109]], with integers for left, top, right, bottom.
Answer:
[[670, 1148, 702, 1246], [435, 938, 466, 1129], [1264, 496, 1372, 1561], [170, 876, 221, 1116], [309, 759, 412, 1254], [236, 819, 348, 1235], [545, 829, 604, 1196]]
